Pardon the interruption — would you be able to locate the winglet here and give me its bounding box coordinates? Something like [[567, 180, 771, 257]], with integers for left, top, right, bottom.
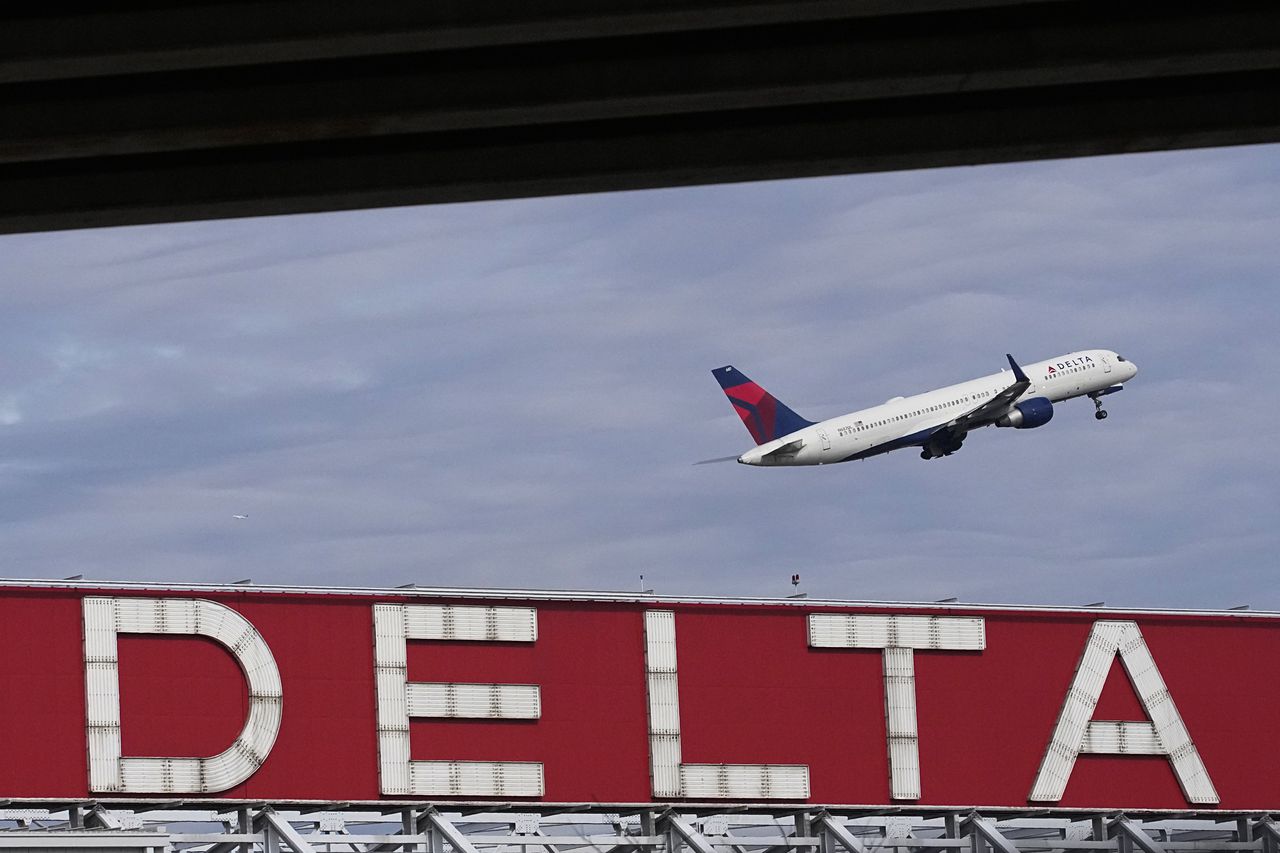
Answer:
[[1006, 353, 1029, 383]]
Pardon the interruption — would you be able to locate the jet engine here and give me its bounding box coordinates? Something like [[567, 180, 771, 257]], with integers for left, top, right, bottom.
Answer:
[[995, 397, 1054, 429]]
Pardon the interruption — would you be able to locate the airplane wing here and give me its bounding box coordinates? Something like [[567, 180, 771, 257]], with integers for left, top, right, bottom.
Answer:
[[940, 354, 1032, 435]]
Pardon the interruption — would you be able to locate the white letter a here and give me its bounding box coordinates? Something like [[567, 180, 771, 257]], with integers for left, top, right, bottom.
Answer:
[[1029, 620, 1217, 805]]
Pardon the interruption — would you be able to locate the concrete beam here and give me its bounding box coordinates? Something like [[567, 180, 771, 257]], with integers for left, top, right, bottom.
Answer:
[[2, 2, 1279, 234]]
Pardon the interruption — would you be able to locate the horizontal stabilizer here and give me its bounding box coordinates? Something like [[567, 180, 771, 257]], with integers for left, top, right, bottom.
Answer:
[[760, 438, 805, 459]]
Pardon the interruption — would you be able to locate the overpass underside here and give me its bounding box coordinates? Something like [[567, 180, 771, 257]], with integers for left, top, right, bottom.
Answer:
[[2, 2, 1280, 234]]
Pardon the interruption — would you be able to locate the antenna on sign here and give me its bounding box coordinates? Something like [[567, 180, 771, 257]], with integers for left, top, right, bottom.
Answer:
[[786, 574, 806, 599], [640, 574, 653, 595]]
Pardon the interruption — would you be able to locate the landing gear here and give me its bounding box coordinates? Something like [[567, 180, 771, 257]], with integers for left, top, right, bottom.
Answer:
[[921, 433, 965, 459], [1090, 394, 1108, 420]]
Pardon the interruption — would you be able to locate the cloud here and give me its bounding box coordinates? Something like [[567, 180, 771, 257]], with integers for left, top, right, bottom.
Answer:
[[1, 144, 1279, 610]]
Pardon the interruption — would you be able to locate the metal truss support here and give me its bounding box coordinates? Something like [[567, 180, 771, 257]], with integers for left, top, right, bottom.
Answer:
[[604, 810, 658, 853], [1256, 819, 1280, 853], [814, 812, 867, 853], [208, 838, 242, 853], [240, 806, 254, 853], [661, 811, 720, 853], [383, 808, 420, 853], [963, 814, 1022, 853], [263, 808, 319, 853], [426, 808, 484, 853], [780, 812, 811, 853], [1111, 817, 1167, 853], [12, 805, 1280, 853], [86, 803, 123, 830], [603, 823, 641, 853], [361, 810, 415, 853], [207, 811, 263, 853], [365, 808, 436, 853]]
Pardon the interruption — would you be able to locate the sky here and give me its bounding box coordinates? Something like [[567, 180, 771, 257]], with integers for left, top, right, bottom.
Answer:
[[2, 144, 1279, 610]]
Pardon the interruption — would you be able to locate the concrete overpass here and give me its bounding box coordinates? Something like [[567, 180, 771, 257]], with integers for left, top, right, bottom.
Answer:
[[2, 1, 1279, 234]]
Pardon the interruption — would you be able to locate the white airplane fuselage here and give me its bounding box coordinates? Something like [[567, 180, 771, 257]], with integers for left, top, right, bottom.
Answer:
[[736, 349, 1137, 466]]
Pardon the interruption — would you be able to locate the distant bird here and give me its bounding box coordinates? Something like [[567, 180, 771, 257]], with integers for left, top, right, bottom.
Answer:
[[232, 514, 248, 520]]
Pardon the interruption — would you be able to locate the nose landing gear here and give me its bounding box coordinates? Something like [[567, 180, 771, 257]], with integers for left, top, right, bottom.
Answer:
[[1090, 393, 1108, 420]]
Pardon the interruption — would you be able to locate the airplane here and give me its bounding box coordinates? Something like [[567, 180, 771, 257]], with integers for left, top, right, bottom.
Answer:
[[710, 350, 1137, 466]]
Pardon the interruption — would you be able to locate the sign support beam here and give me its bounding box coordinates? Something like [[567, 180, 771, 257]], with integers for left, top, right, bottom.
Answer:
[[814, 812, 867, 853], [263, 808, 319, 853], [964, 815, 1023, 853], [1255, 819, 1280, 853], [661, 812, 720, 853], [427, 809, 485, 853], [1112, 818, 1168, 853]]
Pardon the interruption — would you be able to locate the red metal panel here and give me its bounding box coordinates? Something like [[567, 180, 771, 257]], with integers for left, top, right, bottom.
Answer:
[[0, 584, 1277, 809], [0, 591, 87, 796], [119, 635, 246, 757]]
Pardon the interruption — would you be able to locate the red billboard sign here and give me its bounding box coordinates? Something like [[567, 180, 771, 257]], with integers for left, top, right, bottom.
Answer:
[[1, 581, 1277, 809]]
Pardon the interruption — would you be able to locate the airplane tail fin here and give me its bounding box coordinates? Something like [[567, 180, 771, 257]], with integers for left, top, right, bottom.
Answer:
[[712, 365, 814, 445]]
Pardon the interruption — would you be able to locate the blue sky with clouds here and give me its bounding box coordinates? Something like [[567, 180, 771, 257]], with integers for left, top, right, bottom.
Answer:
[[2, 144, 1278, 608]]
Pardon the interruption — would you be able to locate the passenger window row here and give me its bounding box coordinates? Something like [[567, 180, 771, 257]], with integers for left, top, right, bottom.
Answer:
[[851, 388, 1001, 433]]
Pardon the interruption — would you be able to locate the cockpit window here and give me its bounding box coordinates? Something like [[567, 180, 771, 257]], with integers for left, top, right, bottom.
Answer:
[[1116, 355, 1127, 362]]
